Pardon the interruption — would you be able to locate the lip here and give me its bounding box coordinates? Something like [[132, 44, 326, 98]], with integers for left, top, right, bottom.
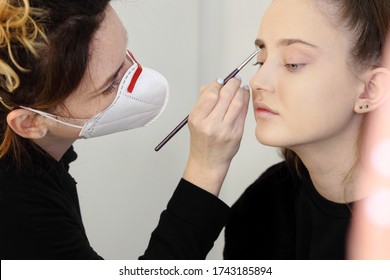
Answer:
[[254, 102, 279, 117]]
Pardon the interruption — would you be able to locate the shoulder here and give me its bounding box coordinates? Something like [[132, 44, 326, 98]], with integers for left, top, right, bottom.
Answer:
[[228, 161, 298, 219], [255, 160, 293, 183], [240, 161, 296, 202], [224, 161, 298, 259], [0, 152, 77, 209]]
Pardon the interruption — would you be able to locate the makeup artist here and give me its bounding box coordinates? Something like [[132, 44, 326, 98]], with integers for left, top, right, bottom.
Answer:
[[0, 0, 249, 259]]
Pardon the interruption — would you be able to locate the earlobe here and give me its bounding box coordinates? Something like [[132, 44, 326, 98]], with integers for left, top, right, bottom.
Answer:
[[6, 109, 47, 139], [355, 67, 390, 114]]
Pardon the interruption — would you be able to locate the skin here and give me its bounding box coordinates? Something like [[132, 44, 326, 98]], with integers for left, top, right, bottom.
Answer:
[[183, 0, 389, 199], [250, 0, 388, 203], [185, 0, 390, 201], [5, 3, 250, 197], [183, 78, 250, 196], [7, 5, 130, 160], [7, 0, 389, 207]]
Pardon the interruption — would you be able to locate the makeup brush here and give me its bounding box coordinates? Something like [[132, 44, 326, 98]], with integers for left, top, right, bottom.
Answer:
[[154, 48, 260, 152]]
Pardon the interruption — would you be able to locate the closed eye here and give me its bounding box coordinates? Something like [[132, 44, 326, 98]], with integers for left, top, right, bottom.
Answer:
[[102, 76, 121, 95], [253, 61, 264, 69]]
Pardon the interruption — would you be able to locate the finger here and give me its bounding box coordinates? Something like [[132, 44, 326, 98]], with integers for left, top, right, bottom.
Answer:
[[226, 86, 250, 141], [223, 85, 250, 125], [233, 86, 251, 135], [348, 189, 390, 259], [200, 77, 224, 94], [191, 80, 223, 120], [207, 77, 242, 121], [200, 85, 207, 94]]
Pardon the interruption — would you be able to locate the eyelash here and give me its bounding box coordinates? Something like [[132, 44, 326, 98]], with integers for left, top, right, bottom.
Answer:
[[286, 64, 302, 72], [102, 78, 121, 95], [253, 61, 263, 68], [253, 61, 303, 72]]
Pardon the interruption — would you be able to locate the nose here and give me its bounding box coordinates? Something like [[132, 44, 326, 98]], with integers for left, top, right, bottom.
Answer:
[[250, 61, 275, 95]]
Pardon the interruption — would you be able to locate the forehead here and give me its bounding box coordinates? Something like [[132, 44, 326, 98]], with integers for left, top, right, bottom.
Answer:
[[259, 0, 349, 49], [77, 5, 127, 93], [89, 5, 127, 67]]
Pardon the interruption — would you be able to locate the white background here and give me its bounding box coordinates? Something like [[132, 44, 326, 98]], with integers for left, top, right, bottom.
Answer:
[[4, 260, 390, 280], [70, 0, 280, 260]]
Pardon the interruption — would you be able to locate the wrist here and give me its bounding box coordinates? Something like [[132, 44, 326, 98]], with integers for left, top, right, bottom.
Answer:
[[183, 158, 230, 196]]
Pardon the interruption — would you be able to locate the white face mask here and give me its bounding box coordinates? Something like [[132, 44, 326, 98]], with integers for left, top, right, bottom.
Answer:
[[22, 51, 169, 138]]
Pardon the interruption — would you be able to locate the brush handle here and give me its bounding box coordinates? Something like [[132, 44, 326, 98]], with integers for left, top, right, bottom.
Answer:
[[223, 68, 239, 84], [154, 115, 189, 151], [154, 68, 240, 152]]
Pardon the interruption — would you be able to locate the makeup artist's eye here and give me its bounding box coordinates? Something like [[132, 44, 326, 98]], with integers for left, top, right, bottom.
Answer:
[[102, 78, 120, 95]]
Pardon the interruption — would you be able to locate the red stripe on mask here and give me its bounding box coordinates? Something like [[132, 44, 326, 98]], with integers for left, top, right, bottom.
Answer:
[[127, 51, 143, 93]]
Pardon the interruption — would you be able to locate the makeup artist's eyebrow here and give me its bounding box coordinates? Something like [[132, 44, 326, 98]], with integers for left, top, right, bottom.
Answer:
[[98, 34, 129, 92], [255, 38, 319, 49], [98, 62, 125, 91]]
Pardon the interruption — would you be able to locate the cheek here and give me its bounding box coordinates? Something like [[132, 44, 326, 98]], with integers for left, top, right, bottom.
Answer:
[[254, 61, 361, 147], [268, 71, 358, 141], [280, 65, 358, 118], [60, 93, 112, 119]]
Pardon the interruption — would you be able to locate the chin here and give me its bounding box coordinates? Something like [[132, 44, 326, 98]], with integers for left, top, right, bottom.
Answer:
[[255, 122, 305, 148], [255, 131, 282, 147]]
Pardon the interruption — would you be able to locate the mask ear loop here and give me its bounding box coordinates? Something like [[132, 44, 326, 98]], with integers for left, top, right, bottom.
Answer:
[[1, 97, 87, 129], [19, 106, 87, 129], [126, 50, 143, 93]]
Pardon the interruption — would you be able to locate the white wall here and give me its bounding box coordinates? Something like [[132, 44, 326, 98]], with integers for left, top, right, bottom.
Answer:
[[71, 0, 279, 260]]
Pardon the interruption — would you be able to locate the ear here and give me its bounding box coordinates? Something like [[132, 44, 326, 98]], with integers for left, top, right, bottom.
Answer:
[[354, 67, 390, 114], [6, 109, 48, 139]]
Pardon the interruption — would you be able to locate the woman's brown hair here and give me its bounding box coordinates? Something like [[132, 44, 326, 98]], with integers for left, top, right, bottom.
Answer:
[[0, 0, 111, 166]]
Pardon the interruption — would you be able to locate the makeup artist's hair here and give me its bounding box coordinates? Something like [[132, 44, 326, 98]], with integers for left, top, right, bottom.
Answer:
[[0, 0, 111, 166], [283, 0, 390, 179]]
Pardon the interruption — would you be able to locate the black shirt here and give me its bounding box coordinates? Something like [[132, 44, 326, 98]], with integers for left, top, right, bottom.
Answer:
[[224, 162, 352, 260], [0, 146, 229, 259]]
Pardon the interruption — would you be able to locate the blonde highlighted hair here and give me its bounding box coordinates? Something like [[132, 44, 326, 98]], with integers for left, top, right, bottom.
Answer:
[[0, 0, 46, 93]]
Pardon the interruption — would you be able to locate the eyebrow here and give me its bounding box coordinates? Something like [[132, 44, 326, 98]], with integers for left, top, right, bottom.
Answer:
[[98, 32, 129, 92], [255, 38, 319, 49], [99, 62, 124, 91]]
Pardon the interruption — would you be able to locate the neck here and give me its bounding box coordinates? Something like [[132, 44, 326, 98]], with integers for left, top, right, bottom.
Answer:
[[33, 137, 76, 161], [291, 119, 369, 203], [297, 145, 357, 203]]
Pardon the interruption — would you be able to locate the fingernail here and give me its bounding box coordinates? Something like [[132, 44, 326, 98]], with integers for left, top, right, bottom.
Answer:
[[243, 85, 250, 91], [217, 78, 224, 85], [235, 75, 242, 81]]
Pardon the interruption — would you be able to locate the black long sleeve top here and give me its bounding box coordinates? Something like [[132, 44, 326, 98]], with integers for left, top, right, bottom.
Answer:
[[0, 146, 229, 260], [1, 144, 356, 260]]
